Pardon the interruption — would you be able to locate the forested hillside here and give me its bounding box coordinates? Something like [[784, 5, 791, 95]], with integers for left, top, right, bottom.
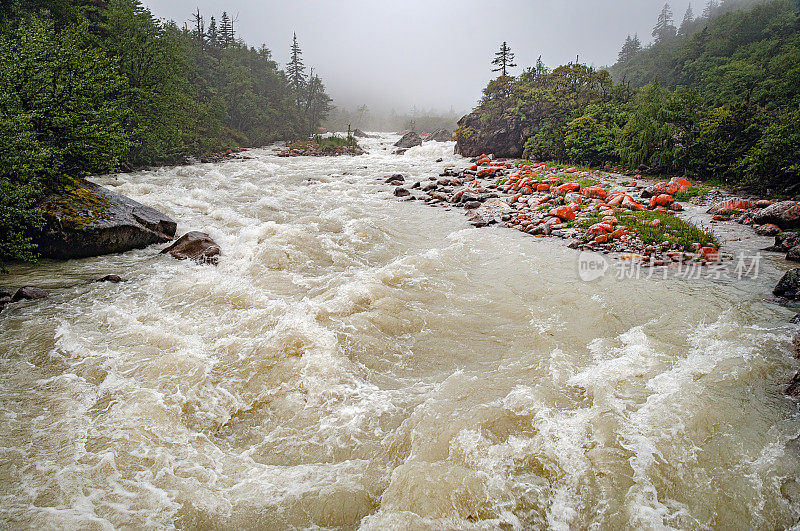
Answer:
[[455, 0, 800, 195], [0, 0, 331, 265]]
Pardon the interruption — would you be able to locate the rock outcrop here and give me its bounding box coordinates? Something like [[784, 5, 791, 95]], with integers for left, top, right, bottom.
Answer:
[[774, 268, 800, 299], [161, 231, 220, 265], [425, 129, 453, 142], [36, 179, 176, 259], [752, 201, 800, 229], [454, 111, 526, 158], [394, 132, 422, 149]]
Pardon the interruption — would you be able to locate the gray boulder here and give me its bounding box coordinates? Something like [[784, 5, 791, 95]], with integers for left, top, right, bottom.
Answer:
[[425, 129, 453, 142], [161, 231, 220, 265], [12, 286, 49, 301], [36, 179, 176, 259], [394, 132, 422, 149], [774, 268, 800, 299], [752, 201, 800, 229]]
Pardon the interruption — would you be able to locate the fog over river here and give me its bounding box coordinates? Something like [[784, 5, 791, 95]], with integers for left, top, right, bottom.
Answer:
[[1, 135, 800, 529]]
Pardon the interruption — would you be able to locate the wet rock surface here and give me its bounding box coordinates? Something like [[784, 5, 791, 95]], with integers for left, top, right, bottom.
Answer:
[[36, 179, 177, 260], [161, 231, 221, 265]]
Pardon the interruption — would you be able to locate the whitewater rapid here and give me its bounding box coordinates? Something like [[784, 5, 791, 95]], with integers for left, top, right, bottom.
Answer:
[[1, 134, 800, 529]]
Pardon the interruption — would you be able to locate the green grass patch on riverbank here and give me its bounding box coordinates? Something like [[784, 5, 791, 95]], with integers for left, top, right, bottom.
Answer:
[[673, 185, 712, 202], [579, 209, 718, 250]]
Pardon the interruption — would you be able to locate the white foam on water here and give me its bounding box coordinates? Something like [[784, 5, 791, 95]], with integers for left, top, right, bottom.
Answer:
[[0, 135, 799, 528]]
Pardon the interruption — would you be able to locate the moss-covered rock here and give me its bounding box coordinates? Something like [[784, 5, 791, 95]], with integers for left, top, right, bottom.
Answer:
[[36, 179, 176, 259], [454, 111, 527, 158]]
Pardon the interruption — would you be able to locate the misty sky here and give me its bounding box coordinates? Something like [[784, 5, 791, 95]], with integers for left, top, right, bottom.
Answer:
[[142, 0, 695, 115]]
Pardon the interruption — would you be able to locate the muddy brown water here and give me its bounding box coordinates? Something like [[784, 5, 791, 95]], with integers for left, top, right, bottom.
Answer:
[[1, 134, 799, 529]]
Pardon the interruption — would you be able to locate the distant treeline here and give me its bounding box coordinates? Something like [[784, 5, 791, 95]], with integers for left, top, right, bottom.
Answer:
[[0, 0, 331, 265], [458, 0, 800, 194], [324, 106, 460, 133]]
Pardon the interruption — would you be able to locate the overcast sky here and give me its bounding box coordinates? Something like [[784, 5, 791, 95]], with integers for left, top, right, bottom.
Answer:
[[142, 0, 694, 115]]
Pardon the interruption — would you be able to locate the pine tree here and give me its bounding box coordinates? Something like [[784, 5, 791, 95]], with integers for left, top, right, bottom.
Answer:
[[491, 41, 517, 77], [206, 16, 218, 47], [702, 0, 719, 19], [652, 3, 677, 44], [678, 4, 694, 36], [191, 8, 205, 48], [219, 11, 233, 47], [617, 34, 642, 64], [287, 32, 306, 110]]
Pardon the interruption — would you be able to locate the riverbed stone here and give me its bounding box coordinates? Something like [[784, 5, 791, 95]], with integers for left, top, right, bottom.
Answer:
[[161, 231, 221, 265], [36, 178, 176, 259], [752, 201, 800, 229], [12, 286, 49, 301], [394, 187, 410, 197], [774, 268, 800, 299], [394, 132, 422, 149], [786, 371, 800, 398], [94, 275, 124, 283]]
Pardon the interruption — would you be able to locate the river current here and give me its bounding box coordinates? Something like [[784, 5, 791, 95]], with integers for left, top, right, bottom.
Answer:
[[1, 134, 800, 529]]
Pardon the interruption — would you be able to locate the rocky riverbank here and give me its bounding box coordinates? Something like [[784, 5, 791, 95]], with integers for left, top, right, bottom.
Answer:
[[384, 152, 800, 397], [386, 154, 725, 267]]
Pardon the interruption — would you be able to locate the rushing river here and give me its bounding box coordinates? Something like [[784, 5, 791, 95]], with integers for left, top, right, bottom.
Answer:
[[1, 134, 800, 529]]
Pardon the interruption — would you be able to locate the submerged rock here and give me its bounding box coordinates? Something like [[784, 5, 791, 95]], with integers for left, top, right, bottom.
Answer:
[[36, 179, 176, 259], [12, 286, 49, 301], [774, 268, 800, 299], [787, 372, 800, 398], [94, 275, 124, 283], [161, 231, 221, 265], [394, 132, 422, 149]]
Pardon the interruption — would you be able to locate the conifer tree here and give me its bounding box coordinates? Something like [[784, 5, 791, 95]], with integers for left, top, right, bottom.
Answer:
[[206, 16, 218, 47], [678, 4, 694, 36], [219, 11, 233, 47], [702, 0, 719, 19], [191, 8, 205, 48], [652, 3, 677, 43], [287, 32, 307, 110], [491, 41, 517, 77], [617, 34, 642, 64]]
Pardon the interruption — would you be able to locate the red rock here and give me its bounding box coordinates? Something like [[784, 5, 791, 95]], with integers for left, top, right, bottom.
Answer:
[[649, 194, 675, 208], [555, 182, 581, 194], [700, 246, 719, 261], [554, 206, 576, 222], [621, 196, 645, 211], [669, 202, 683, 211], [756, 199, 772, 208], [755, 223, 782, 236], [708, 198, 753, 214], [582, 186, 607, 200], [670, 177, 692, 191], [594, 234, 608, 244]]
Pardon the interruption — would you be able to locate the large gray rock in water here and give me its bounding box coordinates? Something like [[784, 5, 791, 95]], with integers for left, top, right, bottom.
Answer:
[[752, 201, 800, 229], [37, 179, 176, 259], [12, 286, 48, 301], [425, 129, 453, 142], [774, 268, 800, 299], [394, 132, 422, 149], [161, 231, 220, 265], [766, 231, 800, 252]]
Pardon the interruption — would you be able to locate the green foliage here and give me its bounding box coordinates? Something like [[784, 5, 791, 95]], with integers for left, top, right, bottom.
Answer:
[[0, 0, 334, 267], [466, 0, 800, 194], [0, 13, 129, 268]]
